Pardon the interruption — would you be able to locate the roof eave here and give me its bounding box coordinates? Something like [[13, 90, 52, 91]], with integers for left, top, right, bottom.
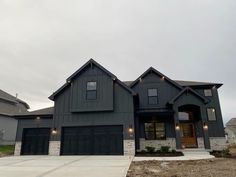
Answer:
[[168, 87, 209, 105], [130, 67, 183, 90]]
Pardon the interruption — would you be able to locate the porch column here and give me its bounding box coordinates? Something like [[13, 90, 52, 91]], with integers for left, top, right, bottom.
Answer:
[[173, 106, 181, 149], [134, 115, 140, 151], [201, 106, 211, 149]]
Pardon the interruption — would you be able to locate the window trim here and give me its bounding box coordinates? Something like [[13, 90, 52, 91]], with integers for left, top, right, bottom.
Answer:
[[207, 108, 217, 121], [86, 81, 97, 100], [144, 122, 166, 140], [147, 88, 158, 105]]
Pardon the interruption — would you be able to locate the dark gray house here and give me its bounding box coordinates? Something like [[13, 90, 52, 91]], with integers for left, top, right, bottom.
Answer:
[[14, 59, 226, 156], [0, 90, 29, 145]]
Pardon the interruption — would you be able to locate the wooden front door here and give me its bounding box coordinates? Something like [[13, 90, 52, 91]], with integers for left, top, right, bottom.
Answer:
[[180, 123, 197, 148]]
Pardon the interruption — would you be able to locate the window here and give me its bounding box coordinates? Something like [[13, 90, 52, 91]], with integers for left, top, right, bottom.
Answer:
[[178, 112, 190, 121], [148, 88, 158, 105], [86, 81, 97, 100], [178, 112, 193, 121], [207, 108, 216, 121], [145, 122, 165, 140], [204, 89, 212, 97]]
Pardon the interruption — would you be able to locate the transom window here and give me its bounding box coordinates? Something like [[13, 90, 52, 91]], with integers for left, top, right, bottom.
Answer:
[[178, 112, 193, 121], [144, 122, 165, 140], [148, 88, 158, 105], [204, 89, 213, 97], [86, 81, 97, 100], [207, 108, 216, 121]]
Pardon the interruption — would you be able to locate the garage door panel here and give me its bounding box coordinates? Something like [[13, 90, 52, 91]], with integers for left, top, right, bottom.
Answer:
[[21, 128, 50, 155], [62, 128, 77, 155], [77, 135, 92, 155], [93, 134, 108, 155], [61, 125, 123, 155]]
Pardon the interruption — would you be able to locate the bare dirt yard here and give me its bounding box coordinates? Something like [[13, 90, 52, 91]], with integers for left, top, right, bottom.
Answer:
[[127, 158, 236, 177]]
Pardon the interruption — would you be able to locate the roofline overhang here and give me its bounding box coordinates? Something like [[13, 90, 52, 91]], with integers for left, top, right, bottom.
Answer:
[[14, 114, 53, 119], [49, 59, 136, 100], [130, 67, 183, 90], [168, 87, 210, 105]]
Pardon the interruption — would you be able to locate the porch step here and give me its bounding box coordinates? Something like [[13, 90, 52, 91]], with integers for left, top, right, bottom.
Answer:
[[182, 149, 211, 156]]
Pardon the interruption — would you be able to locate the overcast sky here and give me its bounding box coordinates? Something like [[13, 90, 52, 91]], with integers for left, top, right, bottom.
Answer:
[[0, 0, 235, 124]]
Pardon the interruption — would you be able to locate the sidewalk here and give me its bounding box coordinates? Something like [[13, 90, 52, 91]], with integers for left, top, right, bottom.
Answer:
[[133, 154, 215, 161]]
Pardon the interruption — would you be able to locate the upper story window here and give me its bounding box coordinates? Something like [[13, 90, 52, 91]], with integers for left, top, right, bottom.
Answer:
[[148, 88, 158, 105], [86, 81, 97, 100], [207, 108, 216, 121], [144, 122, 165, 140], [204, 89, 213, 97]]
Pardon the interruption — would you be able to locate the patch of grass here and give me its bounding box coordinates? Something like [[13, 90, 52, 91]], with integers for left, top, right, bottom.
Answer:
[[0, 145, 14, 155]]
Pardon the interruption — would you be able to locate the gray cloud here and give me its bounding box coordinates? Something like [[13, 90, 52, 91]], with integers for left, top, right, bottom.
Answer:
[[0, 0, 235, 124]]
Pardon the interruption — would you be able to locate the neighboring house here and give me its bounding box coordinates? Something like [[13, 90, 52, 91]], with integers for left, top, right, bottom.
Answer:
[[0, 90, 29, 145], [225, 118, 236, 144], [14, 59, 226, 156]]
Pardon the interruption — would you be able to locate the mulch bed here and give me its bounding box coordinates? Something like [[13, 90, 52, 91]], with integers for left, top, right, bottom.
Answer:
[[136, 152, 183, 157]]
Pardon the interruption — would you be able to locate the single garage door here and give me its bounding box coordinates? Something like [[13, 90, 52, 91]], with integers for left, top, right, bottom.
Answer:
[[61, 125, 123, 155], [21, 128, 50, 155]]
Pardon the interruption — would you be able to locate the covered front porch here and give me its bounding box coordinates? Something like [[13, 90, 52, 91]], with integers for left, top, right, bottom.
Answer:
[[135, 105, 210, 152]]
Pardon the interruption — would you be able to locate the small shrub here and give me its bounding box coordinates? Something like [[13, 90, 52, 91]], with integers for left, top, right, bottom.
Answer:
[[171, 149, 177, 153], [222, 148, 230, 156], [140, 150, 146, 154], [160, 146, 170, 153], [145, 146, 156, 153]]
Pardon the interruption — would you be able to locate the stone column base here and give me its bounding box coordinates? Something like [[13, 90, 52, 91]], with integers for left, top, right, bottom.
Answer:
[[14, 141, 22, 156], [124, 140, 135, 156], [210, 137, 227, 151], [139, 138, 176, 150], [49, 141, 61, 156], [197, 137, 205, 148]]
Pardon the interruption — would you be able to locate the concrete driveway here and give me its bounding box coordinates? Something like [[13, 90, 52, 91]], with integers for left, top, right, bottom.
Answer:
[[0, 156, 132, 177]]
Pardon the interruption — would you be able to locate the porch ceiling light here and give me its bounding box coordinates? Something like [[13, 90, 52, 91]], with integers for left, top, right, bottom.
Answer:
[[203, 122, 208, 130], [51, 127, 58, 135], [175, 123, 180, 130]]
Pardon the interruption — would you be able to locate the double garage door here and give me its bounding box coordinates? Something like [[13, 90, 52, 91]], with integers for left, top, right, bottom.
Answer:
[[21, 125, 123, 155], [61, 125, 123, 155]]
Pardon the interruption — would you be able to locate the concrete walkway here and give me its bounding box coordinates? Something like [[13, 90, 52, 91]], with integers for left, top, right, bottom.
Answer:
[[134, 154, 215, 161], [0, 156, 133, 177]]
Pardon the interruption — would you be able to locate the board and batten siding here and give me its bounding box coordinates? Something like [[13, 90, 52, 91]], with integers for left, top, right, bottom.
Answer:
[[194, 88, 225, 137], [15, 118, 53, 141], [52, 69, 135, 141], [70, 66, 114, 112], [132, 72, 180, 109]]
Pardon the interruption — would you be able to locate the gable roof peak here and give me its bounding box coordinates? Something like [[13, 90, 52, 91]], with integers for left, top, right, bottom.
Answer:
[[66, 58, 117, 82], [168, 86, 209, 105], [130, 67, 183, 89], [49, 58, 136, 100]]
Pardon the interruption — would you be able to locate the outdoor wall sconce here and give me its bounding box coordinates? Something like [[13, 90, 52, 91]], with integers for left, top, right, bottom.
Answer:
[[175, 123, 180, 130], [51, 128, 58, 135], [128, 125, 133, 133], [203, 122, 208, 130], [161, 76, 165, 80], [139, 78, 142, 83], [36, 116, 40, 120]]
